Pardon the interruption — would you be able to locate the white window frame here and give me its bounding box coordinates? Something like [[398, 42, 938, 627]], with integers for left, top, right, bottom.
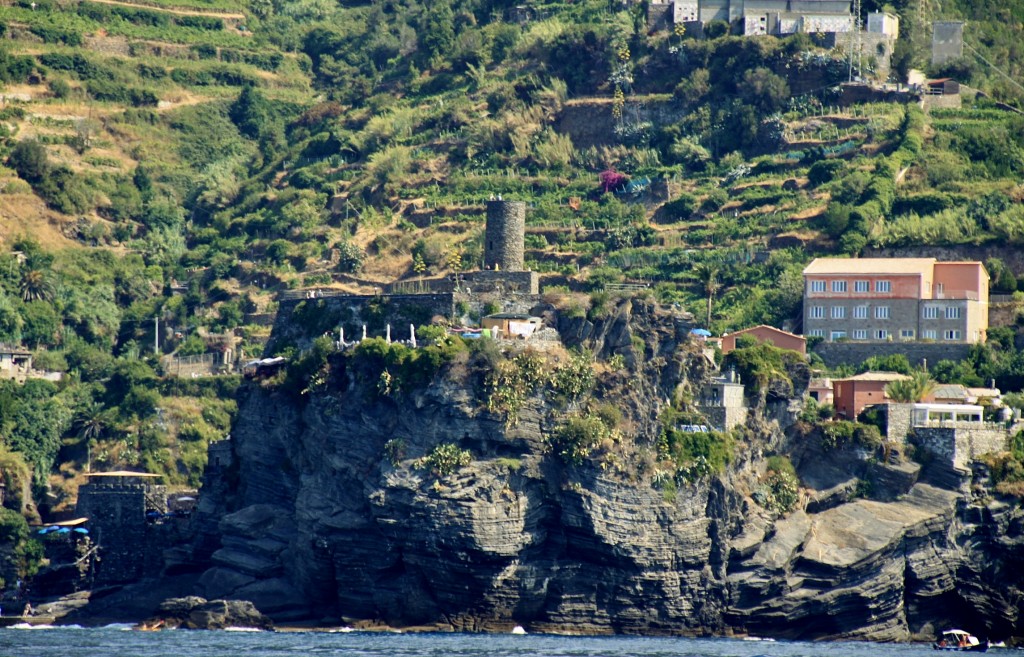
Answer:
[[923, 330, 937, 340], [832, 306, 846, 319], [853, 305, 868, 319], [809, 329, 824, 337], [853, 329, 868, 340], [944, 329, 961, 341], [854, 280, 869, 293], [875, 329, 889, 340], [832, 280, 847, 293], [875, 306, 890, 319], [923, 306, 939, 319], [946, 306, 961, 319], [830, 331, 847, 341], [810, 280, 826, 292], [876, 280, 891, 293], [900, 329, 915, 340], [809, 306, 825, 319]]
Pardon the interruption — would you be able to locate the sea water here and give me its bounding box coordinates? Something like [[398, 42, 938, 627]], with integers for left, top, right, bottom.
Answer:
[[0, 626, 954, 657]]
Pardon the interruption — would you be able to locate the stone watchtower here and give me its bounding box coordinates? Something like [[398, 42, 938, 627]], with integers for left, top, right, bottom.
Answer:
[[484, 200, 525, 272], [76, 471, 161, 584]]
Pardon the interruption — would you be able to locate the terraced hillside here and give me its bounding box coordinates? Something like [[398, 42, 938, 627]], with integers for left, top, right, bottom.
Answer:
[[0, 0, 1023, 529]]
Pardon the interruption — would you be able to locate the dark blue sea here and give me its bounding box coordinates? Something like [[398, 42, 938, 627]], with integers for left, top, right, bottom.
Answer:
[[0, 626, 964, 657]]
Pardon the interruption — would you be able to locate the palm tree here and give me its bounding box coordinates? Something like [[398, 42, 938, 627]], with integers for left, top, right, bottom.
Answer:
[[885, 371, 936, 403], [20, 269, 54, 302], [692, 262, 720, 328]]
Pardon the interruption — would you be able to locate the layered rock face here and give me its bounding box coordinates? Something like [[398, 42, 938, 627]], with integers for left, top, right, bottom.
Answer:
[[192, 301, 1024, 640]]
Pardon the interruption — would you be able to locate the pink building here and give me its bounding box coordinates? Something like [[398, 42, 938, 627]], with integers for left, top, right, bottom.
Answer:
[[720, 325, 806, 355], [833, 371, 910, 419], [802, 258, 988, 343]]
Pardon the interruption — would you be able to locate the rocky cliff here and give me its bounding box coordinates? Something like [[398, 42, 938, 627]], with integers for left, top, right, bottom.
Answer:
[[189, 298, 1024, 641]]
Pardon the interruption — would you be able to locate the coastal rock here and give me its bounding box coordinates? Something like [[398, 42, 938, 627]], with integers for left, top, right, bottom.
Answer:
[[186, 299, 1024, 641], [153, 596, 273, 630]]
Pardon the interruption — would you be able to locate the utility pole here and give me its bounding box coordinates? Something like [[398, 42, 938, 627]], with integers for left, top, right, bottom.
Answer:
[[154, 316, 159, 355], [848, 0, 862, 82]]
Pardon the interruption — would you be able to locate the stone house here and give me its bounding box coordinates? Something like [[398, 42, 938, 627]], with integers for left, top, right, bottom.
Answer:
[[699, 369, 748, 430], [720, 324, 806, 355], [0, 343, 32, 378], [884, 402, 1015, 474], [802, 258, 989, 344]]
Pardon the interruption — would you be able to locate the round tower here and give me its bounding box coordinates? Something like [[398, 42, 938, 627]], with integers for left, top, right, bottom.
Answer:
[[484, 200, 526, 272]]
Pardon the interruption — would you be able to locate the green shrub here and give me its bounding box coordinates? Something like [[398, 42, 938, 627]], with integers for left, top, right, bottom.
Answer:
[[755, 469, 799, 514], [807, 159, 846, 186], [419, 442, 471, 476], [549, 413, 611, 465], [0, 508, 43, 588]]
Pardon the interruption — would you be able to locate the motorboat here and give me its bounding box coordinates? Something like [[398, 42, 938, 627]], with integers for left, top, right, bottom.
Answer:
[[934, 629, 988, 652]]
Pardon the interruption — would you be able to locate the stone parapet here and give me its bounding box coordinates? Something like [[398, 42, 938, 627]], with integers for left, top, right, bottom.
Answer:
[[813, 342, 972, 369]]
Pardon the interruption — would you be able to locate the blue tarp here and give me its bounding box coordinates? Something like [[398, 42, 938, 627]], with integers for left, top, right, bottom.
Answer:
[[690, 328, 712, 337]]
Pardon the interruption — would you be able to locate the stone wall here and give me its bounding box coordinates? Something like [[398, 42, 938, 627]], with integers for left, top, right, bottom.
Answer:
[[913, 426, 1007, 472], [647, 2, 673, 31], [462, 270, 539, 295], [484, 201, 526, 272], [989, 301, 1021, 328], [864, 245, 1024, 274], [813, 341, 972, 368], [885, 403, 913, 442]]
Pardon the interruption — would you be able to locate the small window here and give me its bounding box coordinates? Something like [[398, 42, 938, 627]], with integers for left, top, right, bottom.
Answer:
[[832, 280, 847, 293], [876, 329, 889, 340], [923, 306, 939, 319], [875, 306, 890, 319], [876, 280, 891, 293], [944, 330, 962, 341], [810, 280, 826, 292], [900, 329, 915, 340], [923, 330, 937, 340], [832, 306, 846, 319], [946, 307, 961, 319], [810, 306, 825, 319], [854, 280, 869, 293], [854, 306, 868, 319], [830, 331, 847, 341], [809, 329, 824, 337], [853, 329, 868, 340]]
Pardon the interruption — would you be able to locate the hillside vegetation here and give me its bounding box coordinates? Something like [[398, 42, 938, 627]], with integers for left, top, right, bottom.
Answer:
[[0, 0, 1023, 529]]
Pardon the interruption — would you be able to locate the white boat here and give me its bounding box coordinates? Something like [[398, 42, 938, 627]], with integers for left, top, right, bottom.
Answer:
[[934, 629, 988, 652]]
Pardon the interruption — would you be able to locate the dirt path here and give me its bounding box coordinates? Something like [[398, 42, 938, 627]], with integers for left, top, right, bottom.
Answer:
[[84, 0, 245, 20]]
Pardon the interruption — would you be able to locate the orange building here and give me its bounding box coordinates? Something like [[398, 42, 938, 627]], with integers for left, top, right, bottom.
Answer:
[[832, 371, 911, 419], [720, 325, 806, 355], [803, 258, 988, 344]]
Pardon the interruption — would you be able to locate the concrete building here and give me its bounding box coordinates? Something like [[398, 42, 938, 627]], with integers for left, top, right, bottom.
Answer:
[[666, 0, 852, 35], [932, 21, 964, 67], [807, 377, 834, 405], [832, 371, 909, 419], [720, 325, 806, 355], [866, 11, 899, 37], [802, 258, 989, 344]]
